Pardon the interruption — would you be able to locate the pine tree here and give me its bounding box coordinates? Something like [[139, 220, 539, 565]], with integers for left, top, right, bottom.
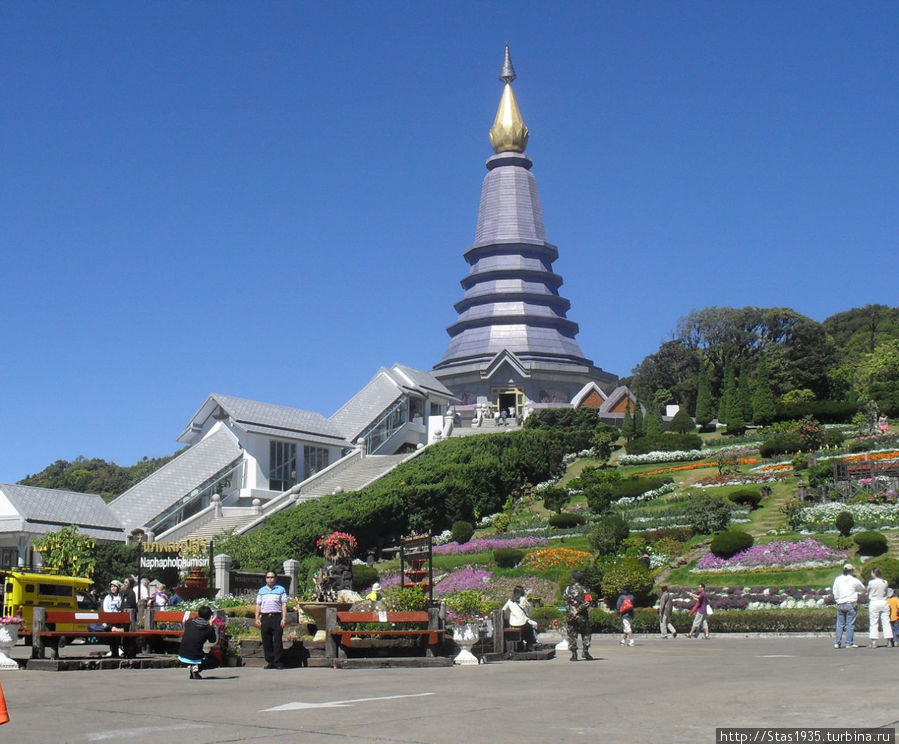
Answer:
[[694, 366, 714, 426], [633, 399, 644, 437], [718, 360, 736, 425], [670, 407, 696, 433], [752, 355, 777, 424], [725, 364, 745, 434], [737, 368, 753, 423], [621, 399, 635, 440], [645, 405, 665, 436]]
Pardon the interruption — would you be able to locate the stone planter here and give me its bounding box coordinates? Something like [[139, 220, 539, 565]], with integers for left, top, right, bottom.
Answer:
[[451, 624, 479, 665], [297, 601, 352, 641], [0, 624, 20, 670]]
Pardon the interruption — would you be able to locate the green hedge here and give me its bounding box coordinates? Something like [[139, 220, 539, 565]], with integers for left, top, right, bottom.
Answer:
[[548, 512, 586, 528], [586, 608, 857, 633], [625, 433, 703, 455]]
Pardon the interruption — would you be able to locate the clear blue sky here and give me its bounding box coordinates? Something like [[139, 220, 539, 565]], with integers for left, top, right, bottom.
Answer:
[[2, 2, 897, 483]]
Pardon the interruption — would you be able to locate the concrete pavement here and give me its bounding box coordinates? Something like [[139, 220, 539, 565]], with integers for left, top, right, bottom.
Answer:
[[0, 635, 896, 743]]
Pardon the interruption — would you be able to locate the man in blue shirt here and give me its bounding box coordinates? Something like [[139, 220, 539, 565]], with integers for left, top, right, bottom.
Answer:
[[255, 571, 288, 669]]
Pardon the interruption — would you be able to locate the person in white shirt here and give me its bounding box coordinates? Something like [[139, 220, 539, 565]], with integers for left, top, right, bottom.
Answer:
[[501, 585, 538, 651], [866, 567, 890, 648], [832, 563, 865, 648]]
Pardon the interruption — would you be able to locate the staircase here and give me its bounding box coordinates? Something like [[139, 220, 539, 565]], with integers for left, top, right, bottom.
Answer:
[[179, 453, 410, 541]]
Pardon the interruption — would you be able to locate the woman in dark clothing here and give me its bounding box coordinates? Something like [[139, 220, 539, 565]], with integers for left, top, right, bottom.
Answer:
[[119, 578, 139, 658]]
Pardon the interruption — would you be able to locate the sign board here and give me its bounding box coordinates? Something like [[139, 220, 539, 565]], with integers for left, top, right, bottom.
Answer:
[[230, 571, 290, 596], [138, 538, 211, 571]]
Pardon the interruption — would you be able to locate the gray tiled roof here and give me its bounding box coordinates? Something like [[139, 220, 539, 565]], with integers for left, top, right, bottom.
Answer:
[[108, 426, 242, 532], [329, 369, 403, 442], [390, 364, 456, 399], [208, 394, 345, 440], [0, 483, 124, 540]]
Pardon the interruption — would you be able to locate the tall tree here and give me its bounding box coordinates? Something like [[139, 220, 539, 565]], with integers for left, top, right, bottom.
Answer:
[[752, 355, 777, 424], [694, 365, 714, 426], [737, 367, 753, 423]]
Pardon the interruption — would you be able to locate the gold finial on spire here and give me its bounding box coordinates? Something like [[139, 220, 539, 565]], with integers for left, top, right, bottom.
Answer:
[[489, 44, 529, 154]]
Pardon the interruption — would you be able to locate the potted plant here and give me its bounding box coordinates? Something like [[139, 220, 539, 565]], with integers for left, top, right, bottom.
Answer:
[[0, 616, 23, 670]]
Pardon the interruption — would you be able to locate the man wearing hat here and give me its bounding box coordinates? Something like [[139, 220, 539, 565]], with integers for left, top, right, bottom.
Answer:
[[563, 571, 593, 661], [832, 563, 864, 649]]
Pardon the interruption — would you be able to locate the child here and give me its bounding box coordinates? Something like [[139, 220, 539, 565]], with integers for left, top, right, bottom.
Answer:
[[617, 586, 636, 647], [887, 588, 899, 648]]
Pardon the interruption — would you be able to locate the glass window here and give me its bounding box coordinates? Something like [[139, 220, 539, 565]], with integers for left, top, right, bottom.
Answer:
[[269, 441, 297, 492], [303, 446, 329, 480]]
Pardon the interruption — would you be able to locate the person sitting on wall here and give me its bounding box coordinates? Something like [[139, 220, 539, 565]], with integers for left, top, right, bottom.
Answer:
[[502, 585, 538, 651]]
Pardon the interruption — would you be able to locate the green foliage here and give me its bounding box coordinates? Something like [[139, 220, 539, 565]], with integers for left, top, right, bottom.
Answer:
[[541, 486, 570, 515], [791, 453, 808, 471], [726, 488, 763, 509], [493, 548, 525, 568], [860, 557, 899, 586], [624, 433, 703, 455], [529, 604, 563, 630], [444, 589, 491, 618], [853, 531, 888, 557], [578, 559, 605, 596], [383, 585, 429, 612], [694, 367, 714, 426], [780, 498, 803, 531], [645, 405, 665, 437], [93, 542, 140, 589], [599, 556, 653, 605], [798, 415, 824, 451], [587, 514, 629, 555], [17, 451, 186, 501], [548, 512, 586, 529], [684, 493, 733, 535], [621, 399, 635, 441], [351, 564, 379, 592], [669, 408, 696, 434], [774, 400, 858, 424], [709, 530, 754, 558], [752, 355, 777, 424], [450, 520, 474, 544], [835, 511, 855, 537], [758, 428, 845, 458], [569, 466, 620, 514], [32, 525, 96, 578], [523, 408, 616, 454]]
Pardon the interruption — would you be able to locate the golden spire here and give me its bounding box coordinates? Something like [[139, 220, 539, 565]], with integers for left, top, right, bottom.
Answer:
[[489, 44, 529, 154]]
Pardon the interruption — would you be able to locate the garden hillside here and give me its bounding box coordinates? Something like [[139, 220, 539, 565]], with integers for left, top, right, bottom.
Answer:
[[209, 408, 899, 635]]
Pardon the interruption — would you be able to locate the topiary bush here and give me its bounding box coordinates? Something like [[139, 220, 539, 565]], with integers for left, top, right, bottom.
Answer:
[[685, 493, 733, 535], [548, 512, 586, 529], [541, 486, 571, 514], [529, 604, 563, 631], [860, 557, 899, 586], [451, 520, 475, 544], [599, 556, 653, 606], [587, 514, 630, 555], [853, 531, 888, 557], [709, 530, 754, 558], [835, 511, 855, 538], [352, 564, 379, 592], [669, 408, 696, 434], [727, 488, 763, 509], [493, 548, 525, 568]]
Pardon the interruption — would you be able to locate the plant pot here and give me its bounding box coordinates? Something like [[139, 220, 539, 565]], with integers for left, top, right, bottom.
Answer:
[[451, 624, 480, 665]]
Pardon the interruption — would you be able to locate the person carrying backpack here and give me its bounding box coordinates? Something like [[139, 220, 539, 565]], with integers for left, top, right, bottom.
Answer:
[[617, 586, 636, 647]]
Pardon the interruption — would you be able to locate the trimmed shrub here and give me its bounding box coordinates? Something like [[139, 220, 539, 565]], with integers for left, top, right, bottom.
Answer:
[[541, 486, 571, 514], [548, 512, 586, 529], [493, 548, 525, 568], [835, 511, 855, 538], [727, 488, 763, 509], [529, 604, 563, 631], [853, 531, 888, 557], [587, 608, 867, 634], [625, 433, 703, 455], [599, 556, 653, 606], [587, 515, 630, 555], [579, 559, 605, 596], [352, 564, 379, 592], [669, 408, 696, 434], [759, 433, 803, 458], [451, 520, 475, 545], [709, 530, 754, 558], [860, 557, 899, 586], [610, 476, 674, 500], [639, 526, 694, 544], [685, 493, 733, 535]]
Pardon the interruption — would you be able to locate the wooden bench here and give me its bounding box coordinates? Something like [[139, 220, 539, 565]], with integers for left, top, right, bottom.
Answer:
[[325, 608, 443, 659], [31, 608, 186, 659]]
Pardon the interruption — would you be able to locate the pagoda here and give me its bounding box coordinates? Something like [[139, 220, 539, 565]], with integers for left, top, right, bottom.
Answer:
[[432, 46, 615, 420]]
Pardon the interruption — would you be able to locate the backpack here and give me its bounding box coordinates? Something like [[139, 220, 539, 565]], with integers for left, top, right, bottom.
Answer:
[[619, 596, 634, 614]]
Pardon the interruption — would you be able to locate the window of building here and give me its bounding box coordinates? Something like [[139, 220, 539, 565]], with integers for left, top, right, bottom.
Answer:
[[303, 446, 329, 480], [269, 441, 297, 492]]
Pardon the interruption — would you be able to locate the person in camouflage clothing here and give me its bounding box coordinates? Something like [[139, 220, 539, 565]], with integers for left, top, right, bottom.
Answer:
[[563, 571, 593, 661]]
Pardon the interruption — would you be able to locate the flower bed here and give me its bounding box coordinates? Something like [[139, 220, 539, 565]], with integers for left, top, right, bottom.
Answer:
[[799, 502, 899, 531], [666, 585, 833, 611], [693, 539, 846, 573], [520, 547, 592, 572], [433, 536, 549, 555], [619, 445, 757, 466]]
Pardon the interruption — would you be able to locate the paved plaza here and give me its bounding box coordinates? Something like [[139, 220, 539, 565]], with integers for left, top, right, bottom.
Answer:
[[1, 636, 897, 743]]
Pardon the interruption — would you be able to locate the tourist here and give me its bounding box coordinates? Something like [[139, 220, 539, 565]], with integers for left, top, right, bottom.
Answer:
[[832, 563, 864, 648], [867, 567, 890, 648], [152, 583, 169, 609], [617, 586, 636, 647], [178, 605, 219, 680], [137, 578, 151, 610], [658, 585, 677, 639], [255, 570, 288, 669], [878, 414, 889, 435], [501, 585, 538, 651], [562, 571, 593, 661], [102, 580, 123, 658], [688, 583, 709, 639], [887, 588, 899, 648], [119, 577, 139, 658]]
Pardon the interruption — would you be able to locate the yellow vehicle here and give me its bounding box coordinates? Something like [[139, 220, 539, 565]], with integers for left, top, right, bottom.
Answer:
[[1, 570, 93, 639]]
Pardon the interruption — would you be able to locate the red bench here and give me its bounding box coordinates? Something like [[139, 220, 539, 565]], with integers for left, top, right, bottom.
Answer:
[[325, 608, 443, 660]]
